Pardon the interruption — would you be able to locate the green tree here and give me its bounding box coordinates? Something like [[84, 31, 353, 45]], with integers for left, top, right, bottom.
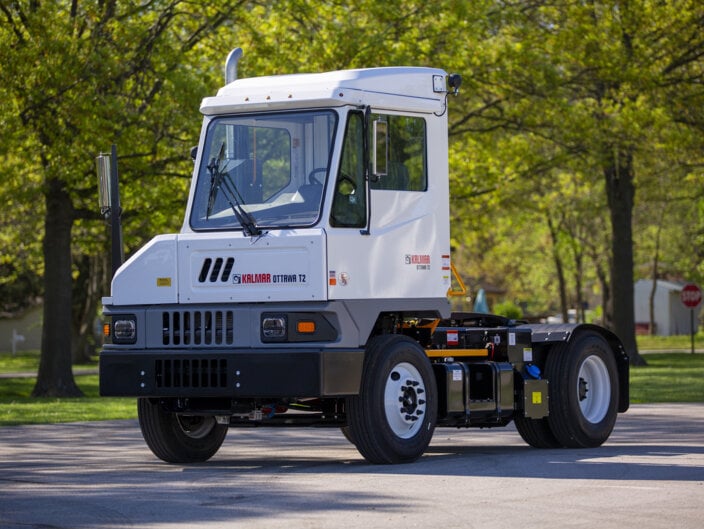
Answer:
[[2, 0, 702, 394], [448, 0, 704, 363], [0, 0, 247, 396]]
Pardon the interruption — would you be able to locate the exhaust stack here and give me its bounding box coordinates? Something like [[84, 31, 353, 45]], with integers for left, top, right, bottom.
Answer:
[[225, 48, 243, 84]]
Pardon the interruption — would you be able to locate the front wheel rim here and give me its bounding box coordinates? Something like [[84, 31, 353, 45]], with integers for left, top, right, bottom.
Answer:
[[577, 356, 611, 424], [384, 362, 427, 439], [175, 415, 217, 439]]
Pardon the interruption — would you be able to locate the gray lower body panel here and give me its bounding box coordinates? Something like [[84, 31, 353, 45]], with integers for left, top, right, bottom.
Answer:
[[99, 348, 364, 398]]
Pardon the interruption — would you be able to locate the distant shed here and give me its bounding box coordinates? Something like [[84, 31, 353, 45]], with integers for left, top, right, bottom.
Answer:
[[634, 279, 702, 336], [0, 305, 42, 353]]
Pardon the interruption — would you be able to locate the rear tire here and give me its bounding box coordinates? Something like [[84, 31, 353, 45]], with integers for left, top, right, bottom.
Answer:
[[545, 332, 619, 448], [515, 342, 563, 449], [514, 415, 562, 448], [340, 425, 356, 446], [346, 335, 437, 464], [138, 398, 229, 463]]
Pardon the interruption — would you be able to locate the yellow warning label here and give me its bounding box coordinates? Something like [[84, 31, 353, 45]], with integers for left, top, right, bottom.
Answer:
[[532, 392, 542, 405], [156, 277, 172, 287]]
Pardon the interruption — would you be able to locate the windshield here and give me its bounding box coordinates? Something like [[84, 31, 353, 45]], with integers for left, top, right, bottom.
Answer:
[[190, 110, 337, 231]]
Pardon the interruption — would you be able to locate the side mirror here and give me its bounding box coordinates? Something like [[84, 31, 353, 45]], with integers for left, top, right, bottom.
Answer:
[[190, 145, 198, 162], [336, 176, 357, 197], [96, 153, 112, 215], [448, 73, 462, 96], [372, 119, 388, 178], [95, 145, 124, 278]]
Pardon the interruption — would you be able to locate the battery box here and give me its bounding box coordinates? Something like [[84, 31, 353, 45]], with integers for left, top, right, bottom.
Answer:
[[522, 378, 549, 419]]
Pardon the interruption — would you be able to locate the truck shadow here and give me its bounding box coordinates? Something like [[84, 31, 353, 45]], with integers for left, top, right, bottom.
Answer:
[[417, 442, 704, 481], [205, 404, 704, 484], [205, 436, 704, 483], [1, 406, 703, 529]]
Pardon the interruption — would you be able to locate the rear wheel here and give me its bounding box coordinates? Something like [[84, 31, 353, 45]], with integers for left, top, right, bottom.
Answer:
[[514, 415, 562, 448], [515, 343, 564, 449], [346, 335, 437, 464], [137, 398, 229, 463], [340, 425, 356, 446], [545, 332, 619, 448]]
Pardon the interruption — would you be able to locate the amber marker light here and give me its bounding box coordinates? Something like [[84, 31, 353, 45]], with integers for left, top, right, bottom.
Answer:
[[297, 321, 316, 334]]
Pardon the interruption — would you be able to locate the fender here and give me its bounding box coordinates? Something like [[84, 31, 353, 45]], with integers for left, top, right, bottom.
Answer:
[[519, 322, 630, 413]]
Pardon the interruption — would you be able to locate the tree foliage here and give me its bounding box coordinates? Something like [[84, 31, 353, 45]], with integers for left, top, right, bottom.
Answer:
[[447, 0, 704, 363], [0, 0, 702, 391], [0, 0, 249, 396]]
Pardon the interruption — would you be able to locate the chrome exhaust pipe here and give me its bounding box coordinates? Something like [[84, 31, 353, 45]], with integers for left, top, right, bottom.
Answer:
[[225, 47, 243, 84]]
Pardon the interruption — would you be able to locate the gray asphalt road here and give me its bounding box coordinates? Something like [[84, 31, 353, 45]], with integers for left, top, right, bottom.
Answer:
[[1, 403, 702, 529]]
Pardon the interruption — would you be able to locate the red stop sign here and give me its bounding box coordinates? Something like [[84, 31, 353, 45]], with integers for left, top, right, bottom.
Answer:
[[681, 283, 702, 309]]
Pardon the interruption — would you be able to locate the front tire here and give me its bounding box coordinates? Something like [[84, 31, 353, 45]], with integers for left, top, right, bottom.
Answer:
[[545, 332, 619, 448], [346, 335, 437, 464], [138, 398, 229, 463]]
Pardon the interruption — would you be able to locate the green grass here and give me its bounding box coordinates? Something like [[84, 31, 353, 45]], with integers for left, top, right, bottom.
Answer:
[[0, 351, 48, 373], [0, 374, 137, 426], [0, 351, 136, 426], [637, 332, 703, 351], [1, 349, 702, 426], [0, 350, 98, 374], [629, 353, 704, 404]]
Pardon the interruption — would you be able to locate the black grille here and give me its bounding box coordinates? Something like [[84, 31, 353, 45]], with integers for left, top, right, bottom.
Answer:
[[198, 257, 235, 283], [162, 310, 234, 346], [155, 358, 228, 388]]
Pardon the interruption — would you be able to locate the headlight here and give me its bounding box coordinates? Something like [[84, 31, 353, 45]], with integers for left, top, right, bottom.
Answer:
[[111, 315, 137, 344], [262, 315, 287, 341]]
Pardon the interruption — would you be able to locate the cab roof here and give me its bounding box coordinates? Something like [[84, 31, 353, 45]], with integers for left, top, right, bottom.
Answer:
[[200, 67, 449, 115]]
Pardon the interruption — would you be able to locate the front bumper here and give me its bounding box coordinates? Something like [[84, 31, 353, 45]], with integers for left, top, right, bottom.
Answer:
[[99, 348, 364, 398]]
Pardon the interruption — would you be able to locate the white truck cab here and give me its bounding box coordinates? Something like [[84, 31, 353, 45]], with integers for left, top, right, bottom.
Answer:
[[107, 66, 452, 311], [99, 50, 628, 465]]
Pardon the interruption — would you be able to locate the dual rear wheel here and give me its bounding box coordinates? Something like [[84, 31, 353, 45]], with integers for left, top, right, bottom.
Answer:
[[514, 331, 619, 449]]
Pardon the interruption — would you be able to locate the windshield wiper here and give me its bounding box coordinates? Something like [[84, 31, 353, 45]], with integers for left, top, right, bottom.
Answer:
[[206, 143, 226, 218], [206, 142, 262, 237]]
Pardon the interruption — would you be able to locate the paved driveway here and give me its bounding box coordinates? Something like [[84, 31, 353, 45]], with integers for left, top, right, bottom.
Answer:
[[1, 403, 702, 529]]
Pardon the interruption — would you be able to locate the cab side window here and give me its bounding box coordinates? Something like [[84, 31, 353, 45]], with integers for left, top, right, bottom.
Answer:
[[330, 111, 367, 228], [370, 114, 427, 191]]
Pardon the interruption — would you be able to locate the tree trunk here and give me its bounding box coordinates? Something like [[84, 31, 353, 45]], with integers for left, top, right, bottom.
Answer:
[[572, 243, 585, 323], [33, 177, 83, 397], [547, 214, 569, 323], [648, 210, 665, 336], [603, 147, 646, 366], [584, 236, 611, 329], [648, 253, 658, 337], [597, 262, 612, 329], [72, 254, 106, 364]]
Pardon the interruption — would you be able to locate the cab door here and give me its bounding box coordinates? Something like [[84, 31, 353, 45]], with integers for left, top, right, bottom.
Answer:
[[326, 109, 451, 302]]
